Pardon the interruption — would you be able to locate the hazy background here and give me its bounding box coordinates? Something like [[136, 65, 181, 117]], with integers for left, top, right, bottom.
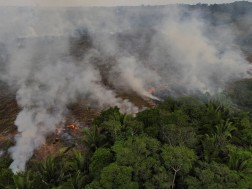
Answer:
[[0, 0, 251, 7]]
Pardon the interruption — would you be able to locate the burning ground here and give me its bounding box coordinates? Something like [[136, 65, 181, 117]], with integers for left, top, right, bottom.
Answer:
[[0, 78, 156, 167]]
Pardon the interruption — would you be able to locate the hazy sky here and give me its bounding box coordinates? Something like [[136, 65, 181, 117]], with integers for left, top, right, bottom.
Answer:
[[0, 0, 251, 7]]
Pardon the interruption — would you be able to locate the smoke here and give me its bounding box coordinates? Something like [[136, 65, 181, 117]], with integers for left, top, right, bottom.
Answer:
[[109, 56, 161, 99], [147, 9, 248, 95], [2, 36, 139, 173], [0, 5, 249, 173]]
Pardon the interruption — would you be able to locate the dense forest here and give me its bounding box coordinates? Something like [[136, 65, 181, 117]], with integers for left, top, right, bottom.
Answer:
[[1, 87, 252, 189]]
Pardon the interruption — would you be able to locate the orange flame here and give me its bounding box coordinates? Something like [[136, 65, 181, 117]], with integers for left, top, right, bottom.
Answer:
[[67, 124, 79, 131]]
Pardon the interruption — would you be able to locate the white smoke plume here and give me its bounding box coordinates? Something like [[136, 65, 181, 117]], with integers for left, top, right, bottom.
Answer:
[[109, 56, 161, 100], [0, 5, 249, 173], [4, 40, 139, 172], [148, 9, 248, 95]]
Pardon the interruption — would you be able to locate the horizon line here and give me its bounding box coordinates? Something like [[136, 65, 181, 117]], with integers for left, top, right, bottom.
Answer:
[[0, 1, 250, 8]]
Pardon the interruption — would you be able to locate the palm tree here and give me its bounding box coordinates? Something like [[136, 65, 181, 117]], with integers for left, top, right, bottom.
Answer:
[[83, 125, 106, 152], [212, 119, 235, 148], [202, 134, 220, 162], [228, 149, 252, 174], [69, 171, 88, 189], [37, 156, 64, 187], [13, 172, 33, 189], [203, 119, 237, 161], [214, 119, 236, 139], [70, 151, 86, 173]]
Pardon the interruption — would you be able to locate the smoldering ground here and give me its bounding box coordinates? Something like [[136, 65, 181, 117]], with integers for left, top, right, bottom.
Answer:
[[0, 5, 249, 173]]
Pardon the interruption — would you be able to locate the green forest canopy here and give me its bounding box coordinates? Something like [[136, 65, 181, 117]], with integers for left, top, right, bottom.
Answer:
[[1, 89, 252, 188]]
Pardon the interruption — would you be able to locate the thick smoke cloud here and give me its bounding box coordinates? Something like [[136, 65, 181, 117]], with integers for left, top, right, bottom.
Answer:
[[0, 5, 249, 173], [148, 9, 247, 95]]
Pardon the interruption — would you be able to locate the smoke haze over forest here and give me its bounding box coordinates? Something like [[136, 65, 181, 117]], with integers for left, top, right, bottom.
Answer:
[[0, 1, 251, 172]]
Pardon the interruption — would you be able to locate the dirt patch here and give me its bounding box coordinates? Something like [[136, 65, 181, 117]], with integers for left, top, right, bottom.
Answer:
[[0, 83, 19, 134], [33, 143, 59, 161]]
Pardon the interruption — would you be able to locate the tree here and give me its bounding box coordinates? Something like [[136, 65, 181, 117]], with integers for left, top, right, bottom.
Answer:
[[85, 179, 103, 189], [136, 108, 173, 138], [101, 120, 122, 141], [89, 148, 114, 178], [112, 136, 162, 187], [158, 97, 178, 112], [227, 146, 252, 174], [0, 157, 14, 188], [12, 171, 42, 189], [144, 166, 173, 189], [83, 125, 106, 152], [161, 145, 196, 189], [112, 136, 160, 166], [100, 163, 137, 189], [120, 114, 143, 138], [93, 107, 121, 126], [177, 96, 205, 121], [13, 172, 33, 189], [202, 119, 236, 162], [202, 134, 220, 162], [55, 171, 89, 189], [185, 161, 250, 189], [66, 171, 88, 189], [232, 115, 252, 146], [133, 156, 173, 188], [0, 168, 14, 188], [37, 156, 65, 187], [212, 119, 236, 140], [160, 124, 197, 147], [68, 151, 87, 173]]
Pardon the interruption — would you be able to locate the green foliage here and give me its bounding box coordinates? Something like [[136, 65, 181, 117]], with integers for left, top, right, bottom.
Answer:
[[186, 161, 250, 189], [233, 114, 252, 146], [67, 151, 87, 174], [89, 148, 113, 178], [136, 109, 162, 138], [112, 136, 160, 166], [158, 97, 178, 112], [13, 172, 33, 189], [161, 145, 196, 189], [85, 179, 103, 189], [83, 125, 106, 152], [227, 146, 252, 174], [143, 166, 173, 189], [0, 157, 14, 188], [4, 95, 252, 188], [0, 168, 14, 188], [37, 156, 65, 187], [100, 163, 137, 189], [59, 171, 89, 189], [100, 120, 122, 141], [176, 96, 206, 119], [161, 145, 196, 174], [93, 107, 121, 126], [12, 170, 44, 189], [160, 124, 197, 147]]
